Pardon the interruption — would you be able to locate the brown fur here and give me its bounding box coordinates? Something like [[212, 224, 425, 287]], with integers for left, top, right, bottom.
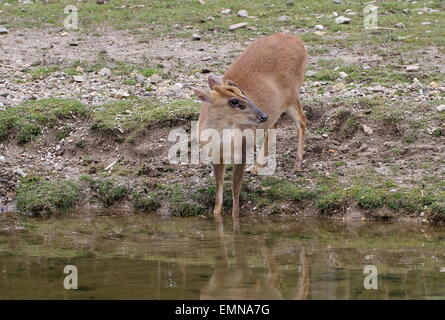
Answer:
[[194, 33, 308, 218]]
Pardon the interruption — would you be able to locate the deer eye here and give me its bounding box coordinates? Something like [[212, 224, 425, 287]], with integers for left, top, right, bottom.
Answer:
[[229, 99, 239, 107]]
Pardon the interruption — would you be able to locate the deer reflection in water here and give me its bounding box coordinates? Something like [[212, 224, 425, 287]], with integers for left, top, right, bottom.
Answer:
[[200, 217, 310, 300]]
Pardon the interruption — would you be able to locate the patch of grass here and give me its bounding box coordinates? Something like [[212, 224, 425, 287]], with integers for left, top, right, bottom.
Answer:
[[28, 66, 59, 79], [0, 98, 88, 144], [16, 177, 80, 216], [132, 193, 161, 212], [81, 175, 129, 206], [91, 98, 200, 138], [317, 192, 347, 215], [260, 177, 316, 202], [352, 186, 386, 210]]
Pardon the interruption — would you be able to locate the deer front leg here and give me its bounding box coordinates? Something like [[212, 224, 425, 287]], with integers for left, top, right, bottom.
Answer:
[[232, 163, 246, 217], [213, 164, 226, 217]]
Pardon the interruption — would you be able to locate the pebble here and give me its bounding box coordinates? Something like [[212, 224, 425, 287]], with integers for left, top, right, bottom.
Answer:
[[339, 71, 348, 79], [221, 9, 232, 15], [305, 70, 316, 77], [428, 81, 439, 88], [73, 75, 85, 82], [237, 10, 248, 18], [405, 65, 419, 72], [15, 168, 26, 177], [192, 33, 201, 40], [314, 25, 324, 30], [148, 74, 162, 84], [362, 124, 373, 135], [437, 105, 445, 112], [229, 22, 248, 30], [333, 0, 342, 4], [0, 26, 8, 34], [98, 67, 112, 77], [135, 74, 145, 83], [335, 16, 351, 24], [395, 23, 405, 29]]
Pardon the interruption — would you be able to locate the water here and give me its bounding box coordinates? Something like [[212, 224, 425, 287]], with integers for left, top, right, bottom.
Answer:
[[0, 211, 445, 299]]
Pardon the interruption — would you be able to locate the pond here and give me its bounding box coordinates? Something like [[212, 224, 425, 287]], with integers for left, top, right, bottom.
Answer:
[[0, 211, 444, 299]]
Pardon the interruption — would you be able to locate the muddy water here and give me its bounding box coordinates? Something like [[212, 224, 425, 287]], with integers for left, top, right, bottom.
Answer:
[[0, 212, 445, 299]]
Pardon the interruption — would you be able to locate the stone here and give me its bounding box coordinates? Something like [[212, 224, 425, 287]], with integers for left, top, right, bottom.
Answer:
[[305, 70, 316, 77], [15, 168, 26, 177], [237, 10, 248, 18], [314, 25, 324, 30], [73, 75, 85, 82], [148, 74, 162, 84], [221, 9, 232, 15], [229, 22, 248, 30], [0, 26, 8, 34], [135, 74, 145, 83], [395, 22, 405, 29], [333, 0, 342, 4], [335, 16, 351, 24], [98, 67, 112, 77], [332, 83, 346, 91], [277, 15, 289, 21], [192, 33, 201, 40], [362, 124, 373, 135], [437, 105, 445, 112], [428, 81, 439, 88], [339, 71, 348, 79], [405, 65, 419, 72]]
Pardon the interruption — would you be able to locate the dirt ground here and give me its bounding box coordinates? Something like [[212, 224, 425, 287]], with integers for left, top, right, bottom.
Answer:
[[0, 26, 444, 221]]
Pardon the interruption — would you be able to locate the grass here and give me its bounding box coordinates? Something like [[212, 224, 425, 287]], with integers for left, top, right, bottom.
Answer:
[[16, 177, 80, 216], [1, 0, 443, 49], [91, 98, 200, 141], [132, 193, 161, 212], [0, 98, 88, 143], [81, 175, 129, 206], [0, 97, 200, 144]]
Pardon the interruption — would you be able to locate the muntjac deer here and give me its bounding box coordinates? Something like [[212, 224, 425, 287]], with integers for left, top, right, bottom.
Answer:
[[194, 33, 308, 217]]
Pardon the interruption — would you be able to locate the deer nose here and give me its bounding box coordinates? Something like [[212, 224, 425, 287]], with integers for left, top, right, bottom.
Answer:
[[259, 113, 268, 122]]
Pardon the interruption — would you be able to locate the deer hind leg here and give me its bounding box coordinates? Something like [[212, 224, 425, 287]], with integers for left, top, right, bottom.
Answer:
[[213, 164, 226, 217], [251, 122, 277, 175], [285, 98, 307, 172]]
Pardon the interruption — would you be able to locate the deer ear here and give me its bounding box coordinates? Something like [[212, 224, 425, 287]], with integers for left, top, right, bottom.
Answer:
[[194, 89, 209, 102], [208, 74, 221, 89]]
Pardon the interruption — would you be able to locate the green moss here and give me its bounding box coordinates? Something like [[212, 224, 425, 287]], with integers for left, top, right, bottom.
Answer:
[[16, 178, 80, 216], [0, 98, 88, 144], [28, 66, 59, 79], [352, 186, 386, 210], [317, 192, 347, 214], [132, 193, 161, 212], [81, 176, 129, 206]]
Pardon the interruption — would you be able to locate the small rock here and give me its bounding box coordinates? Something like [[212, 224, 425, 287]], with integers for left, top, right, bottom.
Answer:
[[369, 86, 386, 93], [395, 22, 405, 29], [98, 67, 112, 77], [405, 65, 419, 72], [437, 105, 445, 112], [111, 91, 130, 99], [339, 71, 348, 79], [335, 16, 351, 24], [332, 83, 346, 91], [135, 74, 145, 83], [15, 169, 26, 177], [0, 26, 9, 34], [314, 25, 324, 30], [362, 124, 373, 135], [73, 75, 85, 82], [221, 8, 232, 15], [332, 11, 339, 17], [428, 81, 439, 88], [229, 22, 248, 30], [0, 91, 8, 97], [333, 0, 342, 4], [237, 10, 248, 18], [105, 160, 118, 171], [0, 156, 5, 162], [305, 70, 316, 77], [277, 15, 289, 21], [192, 33, 201, 40], [148, 74, 162, 84]]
